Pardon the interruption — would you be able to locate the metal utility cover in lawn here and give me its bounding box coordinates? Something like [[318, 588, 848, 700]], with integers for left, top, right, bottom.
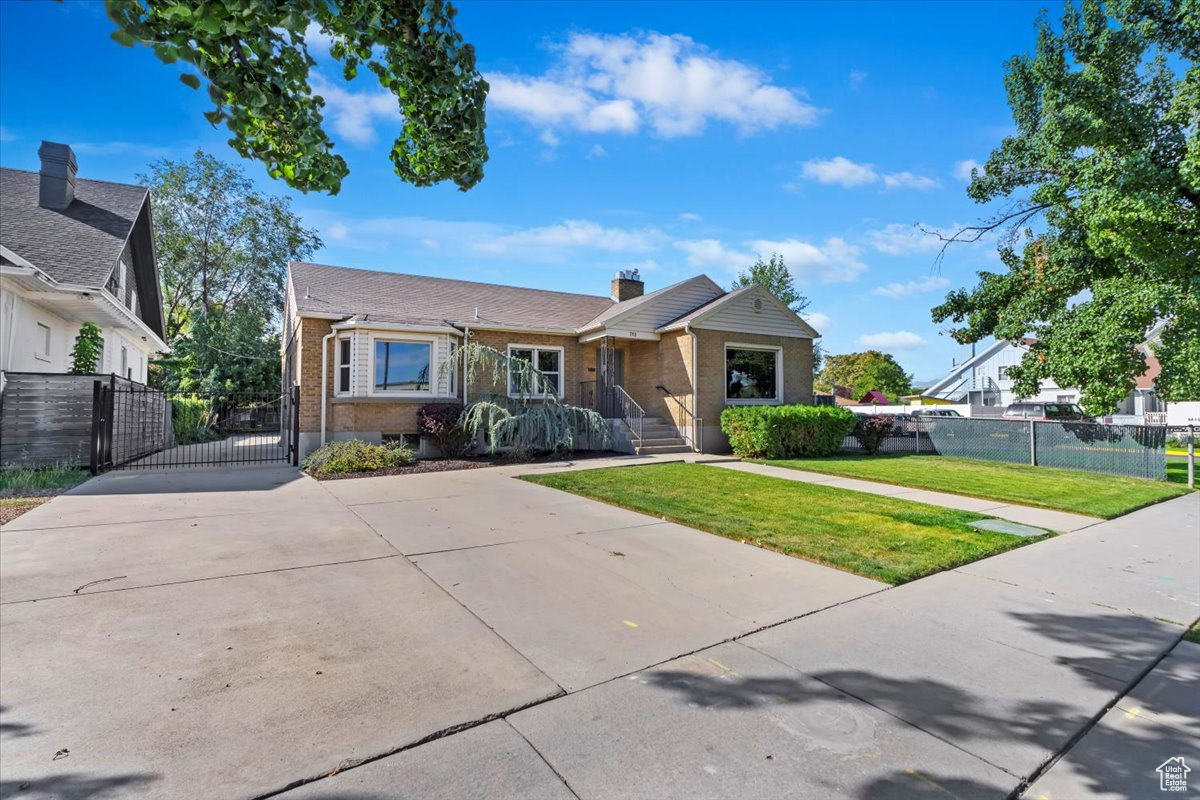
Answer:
[[968, 518, 1048, 538]]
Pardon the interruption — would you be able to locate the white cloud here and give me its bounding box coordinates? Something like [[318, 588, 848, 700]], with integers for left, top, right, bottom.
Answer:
[[540, 130, 561, 147], [310, 74, 400, 146], [677, 212, 702, 222], [675, 236, 865, 284], [803, 311, 831, 334], [882, 171, 939, 190], [748, 237, 866, 283], [796, 157, 940, 192], [799, 156, 878, 187], [586, 144, 608, 159], [856, 331, 928, 350], [953, 159, 983, 181], [73, 141, 175, 158], [865, 223, 948, 256], [303, 21, 333, 52], [848, 70, 868, 89], [486, 31, 821, 140], [674, 238, 753, 271], [873, 275, 951, 299], [474, 219, 664, 255], [310, 213, 671, 264]]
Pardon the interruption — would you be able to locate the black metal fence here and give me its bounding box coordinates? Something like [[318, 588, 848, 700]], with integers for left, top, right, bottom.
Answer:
[[840, 415, 1168, 480], [91, 382, 295, 470]]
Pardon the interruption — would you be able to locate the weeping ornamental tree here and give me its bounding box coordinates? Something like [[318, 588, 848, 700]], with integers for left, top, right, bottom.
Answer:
[[446, 343, 610, 455]]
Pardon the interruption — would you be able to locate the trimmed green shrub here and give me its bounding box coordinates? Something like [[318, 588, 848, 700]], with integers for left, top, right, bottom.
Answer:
[[853, 414, 896, 455], [302, 439, 414, 477], [720, 405, 857, 458], [171, 396, 217, 445]]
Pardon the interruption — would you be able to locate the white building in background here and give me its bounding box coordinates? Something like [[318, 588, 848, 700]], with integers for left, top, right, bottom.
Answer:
[[922, 332, 1190, 422], [0, 142, 168, 387], [923, 338, 1081, 410]]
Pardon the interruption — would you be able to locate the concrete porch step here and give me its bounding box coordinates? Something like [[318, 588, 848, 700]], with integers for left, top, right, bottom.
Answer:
[[640, 426, 681, 438], [636, 443, 694, 455], [637, 436, 686, 447]]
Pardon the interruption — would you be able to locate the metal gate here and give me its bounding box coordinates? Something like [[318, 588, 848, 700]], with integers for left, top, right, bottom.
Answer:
[[90, 380, 299, 471]]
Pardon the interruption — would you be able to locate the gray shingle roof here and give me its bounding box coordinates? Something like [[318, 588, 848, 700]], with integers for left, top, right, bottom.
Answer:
[[657, 285, 755, 329], [579, 275, 717, 330], [0, 167, 148, 287], [290, 261, 616, 331]]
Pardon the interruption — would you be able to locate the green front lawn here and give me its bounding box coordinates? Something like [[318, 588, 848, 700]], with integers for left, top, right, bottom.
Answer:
[[759, 455, 1190, 519], [1167, 460, 1194, 486], [523, 463, 1046, 585]]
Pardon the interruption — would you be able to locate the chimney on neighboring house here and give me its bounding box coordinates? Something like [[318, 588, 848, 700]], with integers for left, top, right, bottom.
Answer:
[[38, 141, 77, 210], [611, 268, 644, 302]]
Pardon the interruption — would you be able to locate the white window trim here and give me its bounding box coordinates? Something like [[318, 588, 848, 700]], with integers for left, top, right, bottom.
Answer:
[[507, 344, 565, 399], [724, 342, 783, 405], [367, 332, 439, 398], [34, 322, 51, 362], [335, 334, 353, 396]]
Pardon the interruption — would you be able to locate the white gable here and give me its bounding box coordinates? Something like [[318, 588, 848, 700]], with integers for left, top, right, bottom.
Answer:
[[605, 276, 724, 333], [689, 287, 815, 338]]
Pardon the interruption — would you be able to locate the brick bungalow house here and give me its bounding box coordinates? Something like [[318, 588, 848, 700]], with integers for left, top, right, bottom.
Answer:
[[283, 261, 818, 457]]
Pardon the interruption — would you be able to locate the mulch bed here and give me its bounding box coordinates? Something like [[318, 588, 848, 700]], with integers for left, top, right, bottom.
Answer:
[[0, 497, 50, 525], [308, 450, 620, 481]]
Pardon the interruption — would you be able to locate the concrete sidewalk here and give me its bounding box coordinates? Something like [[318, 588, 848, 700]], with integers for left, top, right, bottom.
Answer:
[[710, 459, 1101, 532], [284, 491, 1199, 800], [1023, 638, 1199, 799], [2, 462, 1195, 799]]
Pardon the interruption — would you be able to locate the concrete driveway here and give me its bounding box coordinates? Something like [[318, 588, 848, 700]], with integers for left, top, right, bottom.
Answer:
[[0, 458, 882, 799]]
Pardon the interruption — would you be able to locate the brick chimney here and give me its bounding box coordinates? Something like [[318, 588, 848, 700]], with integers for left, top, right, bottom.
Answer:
[[611, 268, 644, 302], [38, 141, 77, 210]]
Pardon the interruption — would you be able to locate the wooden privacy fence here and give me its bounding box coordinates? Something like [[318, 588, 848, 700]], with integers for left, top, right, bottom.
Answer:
[[0, 373, 167, 468]]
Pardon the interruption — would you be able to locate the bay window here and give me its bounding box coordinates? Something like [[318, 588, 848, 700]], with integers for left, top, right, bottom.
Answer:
[[373, 339, 432, 393], [725, 344, 781, 403], [336, 337, 351, 394], [508, 345, 563, 397]]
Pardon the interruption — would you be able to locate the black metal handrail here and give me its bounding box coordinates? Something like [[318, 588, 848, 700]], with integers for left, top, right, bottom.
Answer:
[[656, 385, 701, 452], [609, 384, 644, 443]]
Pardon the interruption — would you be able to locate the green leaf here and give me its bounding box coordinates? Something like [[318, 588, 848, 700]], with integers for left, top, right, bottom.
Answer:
[[180, 73, 202, 90]]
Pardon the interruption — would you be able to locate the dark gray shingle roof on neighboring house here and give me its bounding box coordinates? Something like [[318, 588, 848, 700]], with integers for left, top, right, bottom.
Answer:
[[0, 167, 148, 287], [290, 261, 617, 331]]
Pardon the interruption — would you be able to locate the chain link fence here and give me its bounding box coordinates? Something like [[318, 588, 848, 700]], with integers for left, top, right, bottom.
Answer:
[[841, 415, 1167, 480]]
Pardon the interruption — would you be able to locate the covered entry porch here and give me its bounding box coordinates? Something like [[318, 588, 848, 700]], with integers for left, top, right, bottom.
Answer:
[[576, 334, 698, 454]]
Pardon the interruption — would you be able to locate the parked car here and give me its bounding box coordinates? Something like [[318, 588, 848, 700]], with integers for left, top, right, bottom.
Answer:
[[908, 407, 962, 434], [1002, 402, 1091, 421]]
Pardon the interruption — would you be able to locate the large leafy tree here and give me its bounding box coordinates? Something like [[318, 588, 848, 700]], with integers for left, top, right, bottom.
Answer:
[[105, 0, 489, 195], [144, 151, 321, 393], [931, 0, 1199, 414], [731, 254, 811, 313], [732, 254, 824, 371], [816, 351, 914, 402]]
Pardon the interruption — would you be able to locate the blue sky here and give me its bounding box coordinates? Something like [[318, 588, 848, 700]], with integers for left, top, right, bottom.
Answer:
[[0, 1, 1046, 382]]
